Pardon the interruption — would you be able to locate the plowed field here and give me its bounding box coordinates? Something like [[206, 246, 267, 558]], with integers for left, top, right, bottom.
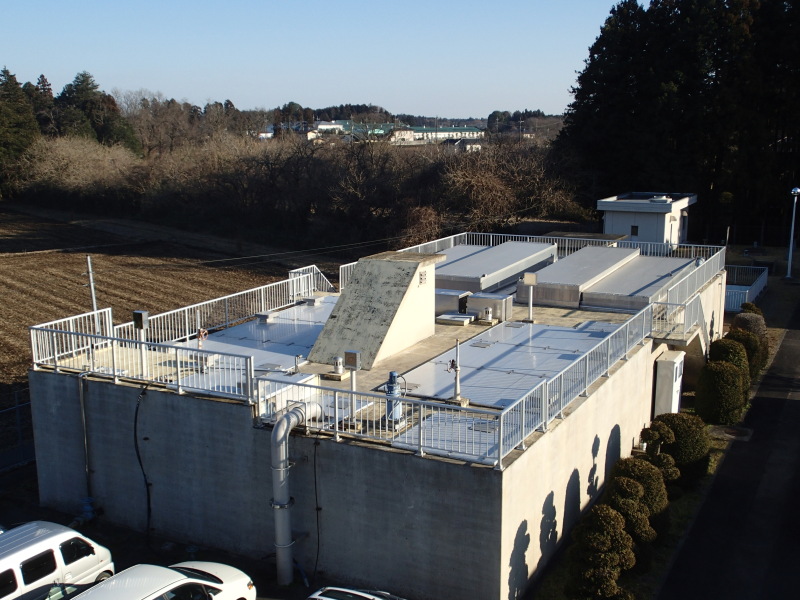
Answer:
[[0, 205, 334, 394]]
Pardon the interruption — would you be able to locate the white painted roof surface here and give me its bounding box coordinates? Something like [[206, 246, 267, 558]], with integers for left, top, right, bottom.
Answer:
[[533, 246, 640, 287], [398, 320, 617, 409], [183, 296, 337, 373], [582, 255, 695, 309], [435, 241, 557, 292]]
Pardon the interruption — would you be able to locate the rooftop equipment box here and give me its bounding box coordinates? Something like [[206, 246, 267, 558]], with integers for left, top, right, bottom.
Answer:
[[435, 289, 471, 316], [466, 292, 514, 322]]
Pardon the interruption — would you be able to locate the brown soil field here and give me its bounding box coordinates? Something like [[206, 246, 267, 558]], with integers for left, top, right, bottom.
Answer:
[[0, 204, 341, 396]]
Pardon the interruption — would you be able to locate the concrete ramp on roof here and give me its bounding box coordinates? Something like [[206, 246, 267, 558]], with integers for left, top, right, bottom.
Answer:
[[529, 246, 640, 308], [308, 251, 444, 371]]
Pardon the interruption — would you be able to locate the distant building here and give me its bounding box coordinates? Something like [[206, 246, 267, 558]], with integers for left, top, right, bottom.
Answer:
[[597, 192, 697, 245]]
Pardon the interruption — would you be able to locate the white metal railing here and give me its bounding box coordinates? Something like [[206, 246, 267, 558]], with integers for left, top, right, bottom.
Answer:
[[725, 265, 768, 312], [256, 304, 654, 468], [114, 273, 316, 344], [339, 232, 724, 290], [29, 309, 114, 365], [658, 249, 726, 306], [29, 329, 255, 402], [290, 265, 336, 293]]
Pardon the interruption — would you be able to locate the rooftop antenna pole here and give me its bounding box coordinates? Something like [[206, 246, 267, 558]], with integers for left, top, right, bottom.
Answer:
[[451, 339, 461, 403]]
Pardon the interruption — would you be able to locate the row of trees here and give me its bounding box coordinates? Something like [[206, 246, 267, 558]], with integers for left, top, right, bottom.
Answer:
[[556, 0, 800, 245], [564, 299, 771, 598], [566, 412, 711, 599]]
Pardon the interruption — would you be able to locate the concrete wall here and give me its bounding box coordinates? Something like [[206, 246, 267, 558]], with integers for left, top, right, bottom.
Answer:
[[28, 336, 672, 600], [499, 339, 657, 599], [604, 211, 669, 244]]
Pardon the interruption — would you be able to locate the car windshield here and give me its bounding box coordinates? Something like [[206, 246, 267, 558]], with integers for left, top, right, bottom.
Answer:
[[170, 567, 223, 584]]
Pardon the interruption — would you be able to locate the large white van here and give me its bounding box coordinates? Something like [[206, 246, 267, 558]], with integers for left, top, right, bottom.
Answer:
[[0, 521, 114, 600]]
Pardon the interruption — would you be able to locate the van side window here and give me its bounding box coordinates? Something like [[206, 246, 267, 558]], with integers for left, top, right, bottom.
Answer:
[[60, 537, 93, 565], [0, 569, 18, 599], [20, 550, 57, 585]]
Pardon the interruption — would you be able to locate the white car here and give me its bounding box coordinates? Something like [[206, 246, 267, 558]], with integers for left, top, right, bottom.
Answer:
[[71, 561, 256, 600], [307, 587, 407, 600]]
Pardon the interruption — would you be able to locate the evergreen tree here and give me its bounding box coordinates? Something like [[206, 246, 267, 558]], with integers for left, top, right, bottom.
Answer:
[[0, 67, 39, 192], [556, 0, 795, 243]]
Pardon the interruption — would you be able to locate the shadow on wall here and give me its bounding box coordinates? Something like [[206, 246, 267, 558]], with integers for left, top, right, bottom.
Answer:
[[587, 435, 601, 499], [508, 520, 530, 600], [605, 424, 622, 482]]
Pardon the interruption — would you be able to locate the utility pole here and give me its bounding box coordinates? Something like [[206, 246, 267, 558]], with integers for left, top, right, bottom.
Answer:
[[85, 255, 100, 335]]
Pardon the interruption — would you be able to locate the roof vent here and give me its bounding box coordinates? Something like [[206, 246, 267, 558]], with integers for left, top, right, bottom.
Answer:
[[650, 195, 671, 203]]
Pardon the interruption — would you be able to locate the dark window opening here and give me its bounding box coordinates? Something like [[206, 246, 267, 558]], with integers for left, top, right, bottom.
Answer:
[[21, 550, 57, 585]]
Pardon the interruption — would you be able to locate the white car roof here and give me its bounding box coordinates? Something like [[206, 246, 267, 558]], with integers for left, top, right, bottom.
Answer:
[[72, 564, 185, 600], [0, 521, 83, 561]]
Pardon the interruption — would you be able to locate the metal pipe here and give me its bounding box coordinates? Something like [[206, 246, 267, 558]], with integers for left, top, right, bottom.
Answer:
[[77, 372, 92, 499], [787, 188, 799, 278], [271, 401, 322, 586]]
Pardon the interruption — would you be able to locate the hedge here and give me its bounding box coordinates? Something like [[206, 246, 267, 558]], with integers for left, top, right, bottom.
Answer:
[[611, 457, 669, 519], [696, 360, 745, 425], [709, 338, 751, 403], [725, 328, 767, 378], [565, 504, 635, 600]]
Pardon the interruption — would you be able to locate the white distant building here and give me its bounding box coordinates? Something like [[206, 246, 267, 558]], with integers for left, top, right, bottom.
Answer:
[[597, 192, 697, 245]]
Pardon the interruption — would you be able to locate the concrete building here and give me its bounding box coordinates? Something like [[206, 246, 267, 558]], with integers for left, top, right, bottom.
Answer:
[[597, 192, 697, 245], [27, 232, 725, 600]]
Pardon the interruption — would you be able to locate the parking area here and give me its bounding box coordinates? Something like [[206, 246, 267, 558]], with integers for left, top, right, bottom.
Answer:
[[0, 463, 329, 600]]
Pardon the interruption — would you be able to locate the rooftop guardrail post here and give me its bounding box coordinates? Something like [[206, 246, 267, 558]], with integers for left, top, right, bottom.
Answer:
[[333, 390, 340, 442], [49, 330, 59, 372]]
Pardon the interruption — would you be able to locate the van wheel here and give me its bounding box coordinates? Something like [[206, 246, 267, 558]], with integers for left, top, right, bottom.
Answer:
[[95, 572, 112, 583]]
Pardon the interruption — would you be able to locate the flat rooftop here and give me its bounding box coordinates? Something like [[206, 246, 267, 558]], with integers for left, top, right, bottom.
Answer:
[[200, 294, 631, 399]]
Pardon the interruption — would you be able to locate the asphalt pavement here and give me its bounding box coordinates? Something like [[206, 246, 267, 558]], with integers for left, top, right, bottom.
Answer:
[[658, 286, 800, 599]]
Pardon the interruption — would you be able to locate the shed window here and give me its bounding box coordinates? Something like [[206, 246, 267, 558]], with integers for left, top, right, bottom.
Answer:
[[631, 225, 639, 236]]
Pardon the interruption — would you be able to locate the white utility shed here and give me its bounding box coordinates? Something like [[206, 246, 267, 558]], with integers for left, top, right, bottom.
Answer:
[[597, 192, 697, 245]]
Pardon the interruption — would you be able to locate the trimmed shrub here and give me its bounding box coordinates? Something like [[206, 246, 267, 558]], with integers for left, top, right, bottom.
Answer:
[[730, 311, 768, 341], [696, 360, 745, 425], [653, 412, 710, 466], [740, 302, 763, 316], [725, 328, 767, 377], [640, 420, 675, 457], [605, 476, 656, 545], [709, 338, 751, 403], [645, 453, 681, 485], [611, 457, 669, 521], [565, 504, 635, 600]]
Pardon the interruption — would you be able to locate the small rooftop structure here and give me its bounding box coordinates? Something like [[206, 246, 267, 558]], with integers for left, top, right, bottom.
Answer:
[[597, 192, 697, 245], [307, 251, 444, 370]]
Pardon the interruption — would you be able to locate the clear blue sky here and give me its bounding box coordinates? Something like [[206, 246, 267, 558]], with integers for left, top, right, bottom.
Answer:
[[2, 0, 629, 119]]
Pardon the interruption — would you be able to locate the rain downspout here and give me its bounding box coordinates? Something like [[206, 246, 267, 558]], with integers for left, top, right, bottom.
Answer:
[[271, 401, 322, 586], [78, 372, 92, 499]]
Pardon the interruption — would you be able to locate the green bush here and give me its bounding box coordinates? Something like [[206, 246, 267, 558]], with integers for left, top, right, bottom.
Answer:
[[696, 360, 745, 425], [565, 504, 635, 600], [740, 302, 763, 316], [709, 338, 751, 403], [640, 420, 674, 457], [605, 476, 656, 545], [725, 328, 767, 377], [730, 311, 768, 341], [611, 457, 669, 520], [653, 413, 710, 465]]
